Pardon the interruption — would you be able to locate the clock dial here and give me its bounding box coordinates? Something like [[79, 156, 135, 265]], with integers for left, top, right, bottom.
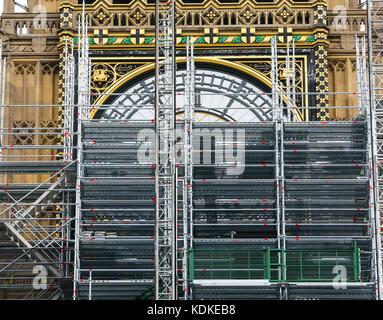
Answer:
[[101, 68, 272, 122]]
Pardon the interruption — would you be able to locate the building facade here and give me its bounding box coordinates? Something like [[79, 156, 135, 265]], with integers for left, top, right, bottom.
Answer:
[[0, 0, 376, 300]]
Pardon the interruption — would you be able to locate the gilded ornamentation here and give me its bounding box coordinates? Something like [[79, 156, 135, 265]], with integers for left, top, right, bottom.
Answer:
[[93, 68, 110, 86], [203, 7, 220, 24], [130, 7, 147, 25], [61, 0, 316, 28], [239, 7, 256, 24], [55, 0, 330, 123], [313, 4, 326, 26], [276, 6, 294, 24], [60, 7, 73, 28], [91, 63, 142, 93], [93, 29, 109, 45], [315, 45, 330, 120], [92, 8, 112, 26]]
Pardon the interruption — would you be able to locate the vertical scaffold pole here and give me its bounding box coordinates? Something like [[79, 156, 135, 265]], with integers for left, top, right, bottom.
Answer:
[[64, 39, 75, 163], [0, 39, 5, 168], [73, 2, 90, 299], [155, 0, 177, 300], [271, 37, 284, 287], [362, 36, 369, 115], [281, 41, 289, 282], [356, 36, 363, 113], [182, 36, 194, 299], [361, 33, 379, 296], [286, 40, 291, 121], [367, 0, 383, 299], [271, 37, 279, 121]]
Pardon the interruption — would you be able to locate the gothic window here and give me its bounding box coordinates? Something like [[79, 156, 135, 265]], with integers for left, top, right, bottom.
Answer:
[[230, 13, 236, 25], [297, 12, 303, 24], [260, 13, 266, 25], [194, 14, 200, 26], [186, 13, 192, 26], [149, 14, 155, 26], [121, 14, 127, 26], [305, 12, 310, 24], [113, 14, 119, 26]]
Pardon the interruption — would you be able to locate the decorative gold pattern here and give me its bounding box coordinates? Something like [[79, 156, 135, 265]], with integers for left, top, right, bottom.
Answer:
[[93, 69, 109, 85], [56, 0, 330, 122], [65, 0, 316, 28], [94, 29, 109, 45], [315, 45, 329, 120], [92, 7, 112, 26], [91, 62, 143, 94], [60, 7, 73, 29]]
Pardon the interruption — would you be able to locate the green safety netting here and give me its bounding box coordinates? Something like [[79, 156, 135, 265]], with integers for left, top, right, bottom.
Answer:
[[189, 244, 360, 282]]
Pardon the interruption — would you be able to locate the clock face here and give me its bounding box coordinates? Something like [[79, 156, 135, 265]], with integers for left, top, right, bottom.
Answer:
[[100, 68, 272, 122]]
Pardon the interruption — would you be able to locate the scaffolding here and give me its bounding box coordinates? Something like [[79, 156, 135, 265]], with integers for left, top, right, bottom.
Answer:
[[0, 2, 382, 300], [73, 2, 91, 300], [181, 36, 195, 299], [367, 0, 383, 300], [184, 34, 378, 299], [154, 0, 177, 300], [0, 9, 75, 297]]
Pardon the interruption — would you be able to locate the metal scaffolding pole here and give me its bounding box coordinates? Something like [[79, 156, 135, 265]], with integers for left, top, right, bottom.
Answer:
[[359, 34, 379, 299], [361, 38, 374, 286], [154, 0, 177, 300], [271, 37, 279, 122], [292, 39, 296, 122], [73, 2, 90, 299], [356, 36, 363, 114], [63, 37, 75, 285], [63, 39, 75, 163], [361, 36, 370, 118], [286, 40, 291, 122], [367, 0, 383, 300], [271, 36, 284, 290], [0, 39, 6, 169], [181, 36, 195, 299], [281, 40, 292, 284]]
